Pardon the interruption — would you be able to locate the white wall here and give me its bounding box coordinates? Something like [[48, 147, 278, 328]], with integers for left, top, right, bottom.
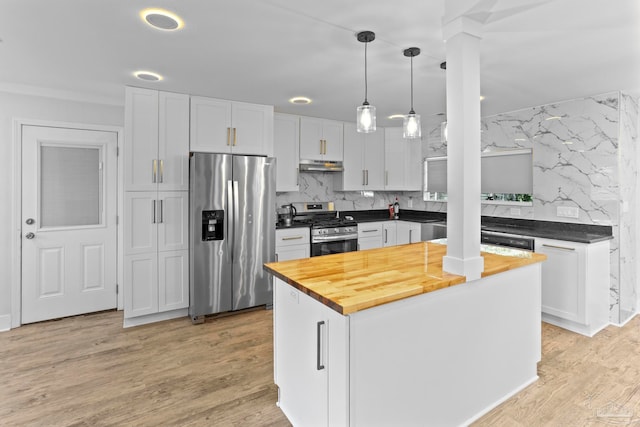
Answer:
[[0, 90, 124, 326]]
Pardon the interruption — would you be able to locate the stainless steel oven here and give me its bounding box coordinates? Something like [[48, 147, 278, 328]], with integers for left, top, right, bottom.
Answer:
[[310, 225, 358, 257]]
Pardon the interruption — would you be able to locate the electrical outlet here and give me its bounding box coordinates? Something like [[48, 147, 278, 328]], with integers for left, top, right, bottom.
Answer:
[[556, 206, 579, 218], [510, 207, 521, 216]]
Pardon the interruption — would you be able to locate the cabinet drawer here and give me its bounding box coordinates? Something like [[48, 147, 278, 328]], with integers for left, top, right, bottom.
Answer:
[[357, 222, 383, 238], [276, 228, 310, 247]]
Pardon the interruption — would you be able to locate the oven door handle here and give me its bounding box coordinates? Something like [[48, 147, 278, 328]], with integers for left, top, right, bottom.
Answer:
[[312, 233, 358, 243]]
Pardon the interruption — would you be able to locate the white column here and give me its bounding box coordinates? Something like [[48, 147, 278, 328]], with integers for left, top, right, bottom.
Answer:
[[442, 16, 484, 280]]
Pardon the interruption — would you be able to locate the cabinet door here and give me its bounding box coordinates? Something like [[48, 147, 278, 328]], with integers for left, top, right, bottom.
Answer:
[[276, 245, 310, 261], [384, 128, 405, 190], [231, 101, 274, 155], [363, 130, 385, 190], [124, 252, 158, 318], [299, 117, 325, 160], [536, 238, 585, 323], [158, 92, 190, 190], [157, 191, 189, 252], [274, 113, 300, 192], [274, 279, 328, 426], [124, 192, 158, 255], [158, 250, 189, 312], [404, 139, 423, 191], [383, 222, 397, 247], [125, 87, 159, 191], [322, 120, 344, 162], [190, 96, 232, 153], [340, 123, 365, 191]]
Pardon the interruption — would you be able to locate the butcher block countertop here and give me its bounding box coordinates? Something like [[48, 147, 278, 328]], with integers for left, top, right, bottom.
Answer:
[[264, 241, 546, 315]]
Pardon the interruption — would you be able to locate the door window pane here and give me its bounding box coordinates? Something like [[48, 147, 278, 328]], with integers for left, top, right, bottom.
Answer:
[[40, 146, 102, 227]]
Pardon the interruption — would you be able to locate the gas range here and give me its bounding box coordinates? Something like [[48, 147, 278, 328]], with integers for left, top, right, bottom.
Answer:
[[288, 202, 359, 255]]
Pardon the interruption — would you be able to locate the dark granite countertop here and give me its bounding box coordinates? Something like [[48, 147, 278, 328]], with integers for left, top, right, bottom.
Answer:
[[275, 222, 311, 231], [335, 209, 612, 244]]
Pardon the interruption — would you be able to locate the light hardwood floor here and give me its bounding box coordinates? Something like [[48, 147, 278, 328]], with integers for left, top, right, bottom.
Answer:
[[2, 310, 640, 426]]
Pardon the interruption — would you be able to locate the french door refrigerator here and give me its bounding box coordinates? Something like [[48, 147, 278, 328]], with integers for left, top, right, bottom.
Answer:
[[189, 152, 276, 323]]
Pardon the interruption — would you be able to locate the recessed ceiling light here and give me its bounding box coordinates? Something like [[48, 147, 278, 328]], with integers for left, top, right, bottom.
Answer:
[[545, 116, 562, 121], [134, 71, 163, 81], [289, 97, 311, 105], [140, 8, 184, 31], [388, 114, 405, 120], [480, 95, 485, 101]]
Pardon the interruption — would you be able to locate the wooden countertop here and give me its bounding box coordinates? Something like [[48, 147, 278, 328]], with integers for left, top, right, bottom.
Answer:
[[264, 242, 546, 315]]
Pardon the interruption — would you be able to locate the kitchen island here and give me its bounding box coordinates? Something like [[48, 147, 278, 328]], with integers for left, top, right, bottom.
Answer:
[[264, 242, 546, 426]]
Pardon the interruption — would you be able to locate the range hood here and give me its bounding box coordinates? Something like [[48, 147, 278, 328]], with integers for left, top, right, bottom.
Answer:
[[299, 159, 344, 172]]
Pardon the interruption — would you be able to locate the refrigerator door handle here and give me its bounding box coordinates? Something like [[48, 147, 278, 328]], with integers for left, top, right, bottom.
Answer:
[[232, 180, 240, 259], [227, 180, 234, 257]]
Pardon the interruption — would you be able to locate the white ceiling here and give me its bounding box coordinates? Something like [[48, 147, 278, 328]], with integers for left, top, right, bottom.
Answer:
[[1, 0, 639, 127]]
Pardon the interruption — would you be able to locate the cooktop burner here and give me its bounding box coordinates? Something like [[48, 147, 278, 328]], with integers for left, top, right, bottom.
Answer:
[[292, 213, 356, 229]]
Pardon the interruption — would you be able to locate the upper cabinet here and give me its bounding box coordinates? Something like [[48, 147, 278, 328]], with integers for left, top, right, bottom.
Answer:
[[383, 128, 422, 191], [335, 123, 385, 191], [190, 96, 274, 156], [299, 117, 343, 162], [274, 113, 300, 192], [125, 87, 190, 191]]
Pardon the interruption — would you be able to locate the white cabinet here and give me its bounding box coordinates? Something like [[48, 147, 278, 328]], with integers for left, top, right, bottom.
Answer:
[[190, 96, 274, 156], [123, 191, 189, 319], [335, 123, 385, 191], [384, 128, 422, 191], [397, 221, 421, 245], [357, 222, 383, 250], [276, 227, 310, 261], [382, 222, 397, 247], [274, 113, 300, 192], [274, 279, 349, 426], [124, 87, 190, 191], [536, 237, 610, 336], [299, 117, 343, 162]]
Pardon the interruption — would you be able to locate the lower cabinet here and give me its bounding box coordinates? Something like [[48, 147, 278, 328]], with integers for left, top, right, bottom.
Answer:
[[274, 279, 349, 426], [123, 191, 189, 324], [357, 222, 383, 250], [275, 227, 310, 261], [396, 221, 421, 245], [536, 237, 610, 336]]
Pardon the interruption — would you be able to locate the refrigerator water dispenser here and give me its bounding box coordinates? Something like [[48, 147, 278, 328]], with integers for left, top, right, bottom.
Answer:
[[202, 210, 224, 241]]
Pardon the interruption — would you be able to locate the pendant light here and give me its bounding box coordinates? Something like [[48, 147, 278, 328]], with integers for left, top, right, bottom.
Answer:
[[403, 47, 421, 139], [356, 31, 376, 133]]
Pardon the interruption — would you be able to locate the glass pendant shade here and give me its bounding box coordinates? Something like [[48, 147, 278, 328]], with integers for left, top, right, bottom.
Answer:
[[357, 103, 376, 133], [403, 112, 421, 139]]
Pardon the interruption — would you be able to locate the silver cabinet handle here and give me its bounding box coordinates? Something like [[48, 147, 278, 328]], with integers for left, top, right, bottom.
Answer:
[[152, 159, 157, 183], [365, 169, 369, 185], [227, 127, 231, 146], [384, 229, 388, 243], [158, 199, 164, 224], [152, 200, 156, 224], [362, 170, 365, 186], [159, 159, 164, 183], [282, 236, 304, 241], [409, 229, 413, 243], [362, 229, 378, 233], [25, 232, 35, 239], [542, 244, 575, 251], [233, 127, 237, 146], [319, 139, 323, 155], [316, 320, 325, 371]]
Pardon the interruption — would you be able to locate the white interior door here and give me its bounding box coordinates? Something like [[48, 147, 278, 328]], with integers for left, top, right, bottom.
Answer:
[[21, 125, 118, 324]]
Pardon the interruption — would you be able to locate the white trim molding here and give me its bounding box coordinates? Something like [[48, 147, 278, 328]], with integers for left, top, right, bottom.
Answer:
[[0, 314, 11, 332]]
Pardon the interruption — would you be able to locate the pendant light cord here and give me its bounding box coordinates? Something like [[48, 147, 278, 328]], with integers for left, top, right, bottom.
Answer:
[[364, 41, 368, 103], [410, 55, 414, 113]]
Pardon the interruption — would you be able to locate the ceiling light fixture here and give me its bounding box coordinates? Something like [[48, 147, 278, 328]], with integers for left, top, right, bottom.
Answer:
[[388, 114, 405, 120], [134, 71, 163, 81], [289, 96, 311, 105], [403, 47, 421, 139], [140, 8, 184, 31], [356, 31, 376, 133]]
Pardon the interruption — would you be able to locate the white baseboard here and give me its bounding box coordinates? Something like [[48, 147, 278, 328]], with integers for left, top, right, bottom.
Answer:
[[123, 308, 188, 328], [0, 314, 12, 332], [611, 311, 638, 328]]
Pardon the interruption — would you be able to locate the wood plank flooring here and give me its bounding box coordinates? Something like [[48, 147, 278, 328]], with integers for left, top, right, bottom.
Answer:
[[2, 310, 640, 426]]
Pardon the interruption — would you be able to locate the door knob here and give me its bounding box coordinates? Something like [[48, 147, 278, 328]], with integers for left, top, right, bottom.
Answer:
[[25, 218, 35, 225], [25, 232, 35, 239]]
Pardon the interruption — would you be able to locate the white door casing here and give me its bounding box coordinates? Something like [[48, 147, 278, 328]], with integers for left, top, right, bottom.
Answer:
[[21, 125, 118, 324]]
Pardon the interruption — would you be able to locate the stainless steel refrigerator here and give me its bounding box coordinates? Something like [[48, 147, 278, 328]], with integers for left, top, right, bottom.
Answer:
[[189, 152, 276, 323]]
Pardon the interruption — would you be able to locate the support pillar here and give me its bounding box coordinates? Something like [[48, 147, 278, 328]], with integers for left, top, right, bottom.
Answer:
[[442, 16, 484, 280]]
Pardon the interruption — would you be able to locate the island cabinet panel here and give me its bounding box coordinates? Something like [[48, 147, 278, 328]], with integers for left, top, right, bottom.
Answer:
[[274, 279, 349, 427], [536, 237, 610, 336]]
